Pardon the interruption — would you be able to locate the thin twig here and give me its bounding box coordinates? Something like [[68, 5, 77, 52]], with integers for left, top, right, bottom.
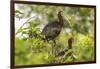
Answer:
[[15, 16, 37, 35]]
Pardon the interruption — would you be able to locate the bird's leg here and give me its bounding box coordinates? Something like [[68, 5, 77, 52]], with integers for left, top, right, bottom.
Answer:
[[52, 40, 56, 57]]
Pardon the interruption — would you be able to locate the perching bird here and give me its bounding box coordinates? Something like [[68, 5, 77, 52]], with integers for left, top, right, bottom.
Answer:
[[41, 11, 67, 56], [56, 37, 74, 57], [41, 11, 65, 41]]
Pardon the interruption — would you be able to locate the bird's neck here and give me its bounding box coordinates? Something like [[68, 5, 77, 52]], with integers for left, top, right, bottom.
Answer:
[[68, 43, 72, 49], [58, 17, 64, 26]]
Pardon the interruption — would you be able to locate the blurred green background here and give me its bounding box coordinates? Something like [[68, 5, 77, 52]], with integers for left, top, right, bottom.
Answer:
[[15, 4, 95, 65]]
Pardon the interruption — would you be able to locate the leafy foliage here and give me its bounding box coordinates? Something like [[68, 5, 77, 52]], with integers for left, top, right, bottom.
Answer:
[[15, 4, 95, 65]]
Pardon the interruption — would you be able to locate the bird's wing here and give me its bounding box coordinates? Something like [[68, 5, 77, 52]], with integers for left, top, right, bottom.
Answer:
[[42, 22, 61, 37]]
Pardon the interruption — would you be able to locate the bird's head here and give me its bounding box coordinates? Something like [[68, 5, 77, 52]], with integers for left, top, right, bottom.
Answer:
[[58, 11, 64, 26], [58, 11, 63, 17], [58, 11, 70, 27]]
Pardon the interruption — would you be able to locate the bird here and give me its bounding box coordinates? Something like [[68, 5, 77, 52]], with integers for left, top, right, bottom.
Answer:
[[56, 37, 74, 57], [41, 11, 64, 41], [41, 11, 66, 56]]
